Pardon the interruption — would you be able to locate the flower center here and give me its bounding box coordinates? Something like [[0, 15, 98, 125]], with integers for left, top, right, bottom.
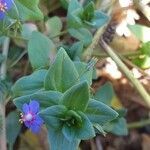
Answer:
[[25, 113, 33, 121], [0, 2, 7, 12]]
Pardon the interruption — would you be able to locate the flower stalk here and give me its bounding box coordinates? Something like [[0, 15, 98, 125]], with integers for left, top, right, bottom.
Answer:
[[0, 104, 6, 150], [0, 37, 10, 150], [128, 119, 150, 129], [0, 37, 10, 79], [100, 39, 150, 107]]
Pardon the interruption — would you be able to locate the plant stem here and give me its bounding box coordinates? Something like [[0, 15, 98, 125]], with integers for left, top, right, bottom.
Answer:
[[83, 27, 104, 60], [50, 30, 68, 39], [127, 119, 150, 129], [100, 39, 150, 107], [6, 32, 28, 41], [92, 51, 141, 58], [120, 55, 150, 78], [0, 37, 10, 79], [9, 50, 27, 68], [8, 143, 13, 150], [0, 105, 6, 150], [0, 37, 10, 150]]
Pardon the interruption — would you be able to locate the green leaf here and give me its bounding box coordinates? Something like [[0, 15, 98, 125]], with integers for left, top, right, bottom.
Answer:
[[39, 105, 67, 129], [90, 11, 109, 28], [28, 31, 55, 69], [62, 111, 95, 141], [94, 82, 123, 109], [68, 28, 92, 46], [44, 48, 79, 92], [94, 123, 106, 136], [67, 0, 108, 29], [74, 61, 93, 85], [47, 127, 80, 150], [103, 117, 128, 136], [69, 42, 84, 60], [62, 125, 77, 142], [86, 99, 118, 125], [68, 9, 84, 28], [15, 0, 43, 21], [67, 0, 83, 28], [13, 91, 62, 111], [103, 109, 128, 136], [60, 0, 69, 9], [21, 23, 37, 39], [116, 109, 127, 118], [129, 24, 150, 42], [12, 69, 47, 98], [140, 42, 150, 56], [82, 2, 95, 21], [133, 42, 150, 69], [40, 105, 94, 141], [61, 81, 89, 111], [94, 82, 115, 106], [133, 55, 150, 69], [46, 16, 63, 38], [68, 0, 81, 13], [66, 110, 82, 124], [61, 110, 82, 141], [6, 111, 21, 145]]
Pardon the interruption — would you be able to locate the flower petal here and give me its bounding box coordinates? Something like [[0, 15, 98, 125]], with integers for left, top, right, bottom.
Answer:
[[0, 12, 5, 20], [30, 124, 41, 133], [22, 103, 29, 114], [123, 26, 131, 37], [29, 100, 39, 114], [2, 0, 14, 10], [119, 0, 133, 7], [34, 115, 44, 125], [24, 121, 31, 128], [126, 9, 139, 25]]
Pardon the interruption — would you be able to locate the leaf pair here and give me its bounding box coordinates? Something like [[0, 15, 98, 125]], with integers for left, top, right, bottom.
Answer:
[[44, 47, 94, 92], [67, 0, 109, 29], [94, 82, 128, 136], [66, 0, 109, 47], [14, 0, 43, 21], [13, 47, 119, 150], [38, 81, 118, 149]]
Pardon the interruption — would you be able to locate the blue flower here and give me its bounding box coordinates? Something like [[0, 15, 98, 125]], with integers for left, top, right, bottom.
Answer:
[[20, 100, 44, 133], [0, 0, 13, 20]]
